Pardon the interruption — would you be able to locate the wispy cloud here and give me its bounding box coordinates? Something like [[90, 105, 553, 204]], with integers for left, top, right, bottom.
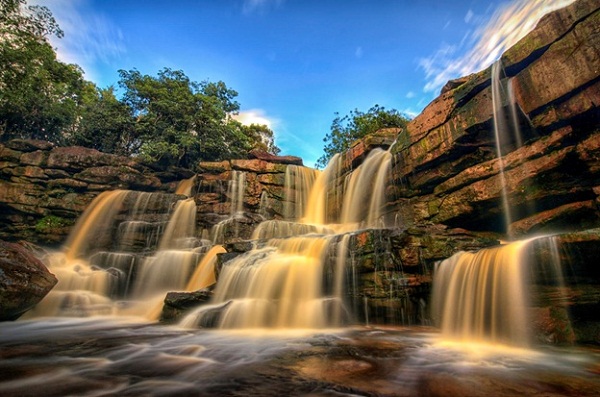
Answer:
[[355, 46, 364, 59], [418, 0, 575, 95], [32, 0, 126, 84], [242, 0, 285, 15]]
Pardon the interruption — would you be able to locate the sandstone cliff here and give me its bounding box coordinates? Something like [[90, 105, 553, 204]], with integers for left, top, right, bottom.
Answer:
[[381, 0, 600, 236], [0, 140, 193, 244]]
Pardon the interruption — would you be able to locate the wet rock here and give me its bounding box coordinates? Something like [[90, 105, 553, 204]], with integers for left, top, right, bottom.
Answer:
[[160, 288, 213, 324], [0, 240, 57, 320]]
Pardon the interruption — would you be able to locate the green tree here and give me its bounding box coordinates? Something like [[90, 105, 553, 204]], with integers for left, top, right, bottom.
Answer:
[[68, 84, 138, 156], [0, 0, 86, 143], [117, 68, 279, 168], [315, 105, 410, 168], [239, 123, 280, 155]]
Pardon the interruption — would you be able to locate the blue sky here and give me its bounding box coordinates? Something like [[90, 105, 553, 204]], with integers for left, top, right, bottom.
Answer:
[[37, 0, 573, 166]]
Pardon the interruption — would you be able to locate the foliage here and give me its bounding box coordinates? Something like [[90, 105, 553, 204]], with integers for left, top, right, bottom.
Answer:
[[68, 85, 138, 155], [0, 1, 281, 168], [0, 0, 86, 143], [315, 105, 410, 169], [34, 215, 71, 233], [238, 122, 280, 155], [117, 68, 279, 168]]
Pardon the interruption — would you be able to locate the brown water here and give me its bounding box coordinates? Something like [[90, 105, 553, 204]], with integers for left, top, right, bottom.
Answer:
[[1, 319, 598, 397]]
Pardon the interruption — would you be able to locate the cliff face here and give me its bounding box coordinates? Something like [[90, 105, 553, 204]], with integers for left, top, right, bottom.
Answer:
[[0, 140, 193, 244], [383, 0, 600, 236]]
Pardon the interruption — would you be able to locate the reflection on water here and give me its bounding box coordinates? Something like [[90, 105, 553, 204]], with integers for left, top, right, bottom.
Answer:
[[1, 319, 598, 397]]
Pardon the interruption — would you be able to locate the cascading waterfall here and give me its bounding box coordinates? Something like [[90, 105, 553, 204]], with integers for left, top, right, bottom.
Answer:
[[431, 240, 531, 346], [211, 170, 248, 243], [182, 236, 337, 329], [25, 124, 558, 341], [27, 140, 400, 328], [283, 165, 320, 220], [185, 146, 397, 329], [26, 188, 207, 318]]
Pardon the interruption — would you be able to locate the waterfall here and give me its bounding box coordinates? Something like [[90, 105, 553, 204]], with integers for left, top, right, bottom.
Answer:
[[283, 165, 320, 220], [340, 148, 392, 228], [211, 170, 248, 243], [182, 236, 339, 329], [28, 189, 201, 318], [29, 140, 398, 327], [302, 153, 343, 226], [175, 175, 196, 197], [229, 170, 246, 216], [431, 240, 531, 345], [158, 198, 197, 250], [431, 236, 572, 347], [64, 190, 130, 261], [491, 59, 528, 236]]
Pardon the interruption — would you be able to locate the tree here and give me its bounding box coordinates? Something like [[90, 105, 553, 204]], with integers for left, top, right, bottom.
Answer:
[[0, 0, 86, 143], [315, 105, 410, 168], [68, 85, 138, 156], [239, 123, 280, 155], [117, 68, 279, 168]]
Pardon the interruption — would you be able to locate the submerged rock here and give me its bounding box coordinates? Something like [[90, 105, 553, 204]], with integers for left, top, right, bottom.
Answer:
[[0, 240, 57, 320]]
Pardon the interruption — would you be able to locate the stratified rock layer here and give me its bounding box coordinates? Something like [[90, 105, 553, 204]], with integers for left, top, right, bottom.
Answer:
[[0, 141, 192, 244], [381, 0, 600, 235]]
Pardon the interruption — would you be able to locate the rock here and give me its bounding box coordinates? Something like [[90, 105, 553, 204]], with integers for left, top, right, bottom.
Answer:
[[248, 150, 303, 166], [0, 240, 57, 320], [379, 0, 600, 235], [160, 288, 213, 324], [441, 75, 470, 94], [4, 139, 55, 152], [0, 140, 182, 243], [526, 230, 600, 344]]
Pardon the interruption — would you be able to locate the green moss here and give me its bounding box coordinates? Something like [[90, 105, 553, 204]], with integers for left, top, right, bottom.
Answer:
[[35, 215, 72, 233]]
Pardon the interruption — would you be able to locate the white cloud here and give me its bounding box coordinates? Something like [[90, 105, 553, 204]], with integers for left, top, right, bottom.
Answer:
[[402, 108, 420, 119], [243, 0, 285, 15], [406, 91, 416, 99], [233, 109, 279, 130], [32, 0, 126, 83], [418, 0, 576, 95]]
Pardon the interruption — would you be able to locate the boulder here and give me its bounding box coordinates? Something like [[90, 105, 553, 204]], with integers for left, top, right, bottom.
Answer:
[[248, 149, 303, 166], [0, 240, 57, 320], [160, 288, 213, 324]]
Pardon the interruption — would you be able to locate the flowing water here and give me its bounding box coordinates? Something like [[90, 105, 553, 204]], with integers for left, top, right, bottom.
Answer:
[[5, 131, 600, 394], [1, 319, 599, 397]]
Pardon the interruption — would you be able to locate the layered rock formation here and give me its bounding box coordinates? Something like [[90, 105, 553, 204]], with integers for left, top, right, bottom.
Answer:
[[382, 0, 600, 236], [0, 140, 193, 244]]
